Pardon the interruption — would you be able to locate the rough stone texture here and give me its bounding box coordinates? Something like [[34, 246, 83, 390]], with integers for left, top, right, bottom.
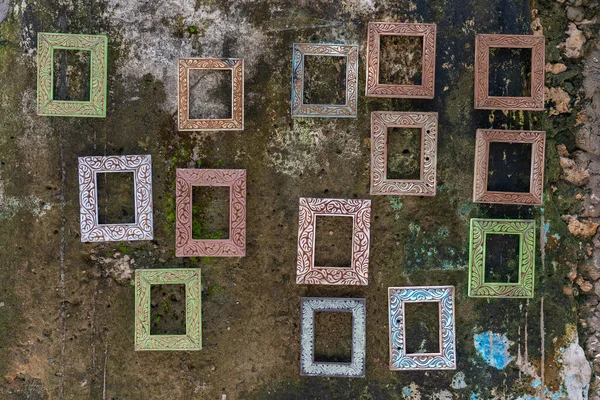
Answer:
[[546, 86, 572, 115], [561, 22, 587, 58], [0, 0, 598, 399], [563, 215, 599, 237], [546, 62, 568, 74]]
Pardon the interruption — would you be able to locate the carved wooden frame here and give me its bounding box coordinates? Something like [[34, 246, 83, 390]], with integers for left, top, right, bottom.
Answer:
[[78, 155, 153, 242], [473, 129, 546, 205], [175, 169, 246, 257], [296, 198, 371, 285], [370, 111, 438, 196], [388, 286, 456, 371], [135, 268, 202, 351], [291, 43, 359, 118], [37, 32, 107, 117], [365, 22, 436, 98], [300, 297, 366, 377], [474, 34, 545, 110], [468, 219, 535, 298], [177, 58, 244, 131]]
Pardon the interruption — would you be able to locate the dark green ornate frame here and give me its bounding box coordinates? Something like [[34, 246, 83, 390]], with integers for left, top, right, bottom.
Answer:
[[135, 268, 202, 351], [37, 32, 107, 117], [468, 219, 535, 298]]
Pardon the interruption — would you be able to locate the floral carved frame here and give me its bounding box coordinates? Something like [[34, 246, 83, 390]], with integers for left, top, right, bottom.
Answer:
[[365, 22, 436, 98], [296, 198, 371, 285], [78, 155, 153, 242], [177, 58, 244, 131], [175, 169, 246, 257], [468, 219, 536, 298], [388, 286, 456, 371], [291, 43, 359, 118], [135, 268, 202, 351], [300, 297, 366, 377], [474, 34, 545, 110], [371, 111, 438, 196], [473, 129, 546, 205], [37, 32, 107, 117]]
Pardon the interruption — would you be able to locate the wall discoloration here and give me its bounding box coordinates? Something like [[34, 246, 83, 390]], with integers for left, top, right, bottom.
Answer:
[[0, 0, 598, 398]]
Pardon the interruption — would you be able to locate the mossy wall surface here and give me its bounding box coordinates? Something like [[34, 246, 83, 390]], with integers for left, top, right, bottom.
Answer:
[[0, 0, 597, 399]]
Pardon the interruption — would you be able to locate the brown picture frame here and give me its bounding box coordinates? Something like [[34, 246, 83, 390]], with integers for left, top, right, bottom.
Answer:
[[177, 58, 244, 131], [365, 22, 436, 99], [474, 34, 545, 110], [175, 169, 246, 257], [473, 129, 546, 205]]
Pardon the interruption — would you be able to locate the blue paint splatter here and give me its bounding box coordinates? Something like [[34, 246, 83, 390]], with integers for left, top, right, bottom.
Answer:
[[531, 379, 542, 388], [473, 331, 514, 369], [470, 393, 481, 400], [402, 386, 411, 397], [543, 222, 550, 245]]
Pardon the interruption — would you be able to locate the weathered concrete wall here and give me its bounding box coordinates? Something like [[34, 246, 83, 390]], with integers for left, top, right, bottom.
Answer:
[[0, 0, 598, 398]]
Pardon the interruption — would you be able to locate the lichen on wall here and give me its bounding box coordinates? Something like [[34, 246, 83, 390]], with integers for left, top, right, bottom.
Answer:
[[0, 0, 598, 398]]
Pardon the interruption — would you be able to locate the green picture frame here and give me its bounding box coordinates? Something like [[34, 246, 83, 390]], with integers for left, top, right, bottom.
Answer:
[[468, 218, 535, 298], [37, 32, 107, 117], [135, 268, 202, 351]]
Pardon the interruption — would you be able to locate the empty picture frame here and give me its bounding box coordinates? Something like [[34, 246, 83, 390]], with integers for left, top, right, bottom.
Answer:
[[371, 111, 438, 196], [135, 268, 202, 351], [365, 22, 436, 98], [388, 286, 456, 370], [37, 32, 108, 117], [474, 34, 545, 110], [296, 198, 371, 285], [291, 43, 359, 117], [177, 58, 244, 131], [468, 218, 535, 298], [175, 169, 246, 257], [78, 155, 153, 242], [473, 129, 546, 205], [300, 297, 366, 377]]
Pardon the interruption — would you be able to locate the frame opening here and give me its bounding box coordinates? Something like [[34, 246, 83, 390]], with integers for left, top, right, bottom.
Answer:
[[191, 185, 230, 240], [487, 142, 532, 193], [303, 54, 347, 105], [150, 284, 187, 335], [379, 35, 423, 85], [96, 171, 136, 225], [314, 215, 353, 269], [188, 68, 233, 120], [484, 233, 521, 284], [53, 49, 91, 101], [488, 47, 532, 97], [386, 127, 422, 180], [314, 311, 353, 363], [404, 301, 441, 355]]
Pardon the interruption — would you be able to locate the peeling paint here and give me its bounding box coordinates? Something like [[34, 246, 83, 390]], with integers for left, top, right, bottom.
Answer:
[[556, 328, 591, 400]]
